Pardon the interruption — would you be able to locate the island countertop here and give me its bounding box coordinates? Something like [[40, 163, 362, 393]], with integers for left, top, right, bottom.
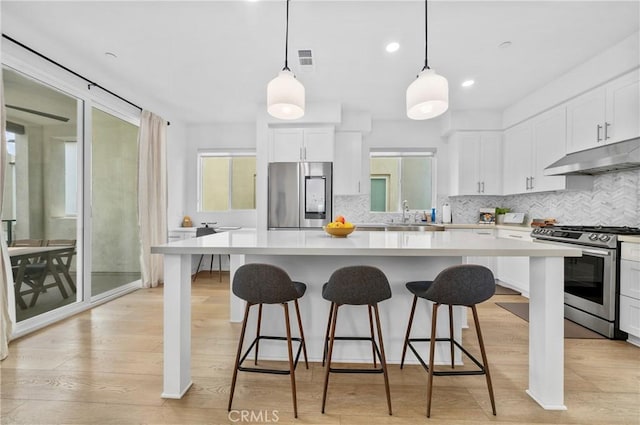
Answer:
[[151, 228, 581, 257]]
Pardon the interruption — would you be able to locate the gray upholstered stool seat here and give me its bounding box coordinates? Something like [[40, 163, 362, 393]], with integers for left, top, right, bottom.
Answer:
[[321, 266, 393, 415], [400, 264, 497, 417], [228, 263, 309, 418]]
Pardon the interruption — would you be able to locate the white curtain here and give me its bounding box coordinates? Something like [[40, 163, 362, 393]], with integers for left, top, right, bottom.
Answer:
[[138, 110, 167, 288], [0, 69, 14, 360]]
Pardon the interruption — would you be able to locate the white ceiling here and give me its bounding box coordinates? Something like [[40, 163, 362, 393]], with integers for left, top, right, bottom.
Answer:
[[2, 1, 639, 124]]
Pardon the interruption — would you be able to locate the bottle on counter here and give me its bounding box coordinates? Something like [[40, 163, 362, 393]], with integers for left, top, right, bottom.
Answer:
[[431, 207, 436, 223]]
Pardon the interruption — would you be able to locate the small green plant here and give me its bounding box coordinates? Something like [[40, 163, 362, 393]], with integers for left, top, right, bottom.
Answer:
[[495, 207, 511, 215]]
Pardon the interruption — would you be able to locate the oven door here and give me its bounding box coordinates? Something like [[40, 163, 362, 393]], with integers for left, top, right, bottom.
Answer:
[[535, 239, 617, 320]]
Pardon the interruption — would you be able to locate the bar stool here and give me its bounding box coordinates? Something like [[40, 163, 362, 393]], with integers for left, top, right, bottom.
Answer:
[[228, 263, 309, 418], [400, 264, 497, 417], [321, 265, 392, 415], [193, 225, 229, 282]]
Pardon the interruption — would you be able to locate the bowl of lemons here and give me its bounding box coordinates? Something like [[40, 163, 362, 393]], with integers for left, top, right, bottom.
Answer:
[[324, 216, 356, 237]]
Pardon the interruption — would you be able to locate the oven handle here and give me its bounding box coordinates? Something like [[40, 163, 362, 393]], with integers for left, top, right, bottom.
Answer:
[[533, 239, 612, 257]]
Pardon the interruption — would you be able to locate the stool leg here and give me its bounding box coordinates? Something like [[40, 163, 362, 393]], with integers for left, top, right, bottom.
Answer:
[[322, 302, 335, 367], [209, 255, 214, 275], [294, 299, 309, 369], [373, 304, 392, 416], [229, 302, 252, 412], [368, 305, 377, 368], [218, 255, 222, 282], [254, 304, 263, 365], [426, 303, 439, 418], [472, 305, 497, 416], [322, 303, 339, 413], [192, 254, 204, 281], [400, 295, 418, 369], [449, 304, 455, 369], [283, 302, 298, 418]]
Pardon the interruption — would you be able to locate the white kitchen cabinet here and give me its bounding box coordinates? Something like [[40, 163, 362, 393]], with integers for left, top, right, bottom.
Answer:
[[566, 70, 640, 153], [503, 106, 592, 195], [334, 132, 367, 195], [449, 132, 502, 196], [620, 242, 640, 345], [269, 127, 335, 162], [168, 228, 197, 242], [447, 228, 497, 274], [496, 227, 532, 297]]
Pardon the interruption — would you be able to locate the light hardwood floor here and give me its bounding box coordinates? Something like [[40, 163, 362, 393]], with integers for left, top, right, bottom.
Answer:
[[1, 273, 639, 425]]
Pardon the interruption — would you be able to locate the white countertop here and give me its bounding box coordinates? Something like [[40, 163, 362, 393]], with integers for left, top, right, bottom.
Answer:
[[152, 228, 580, 257], [620, 235, 640, 244]]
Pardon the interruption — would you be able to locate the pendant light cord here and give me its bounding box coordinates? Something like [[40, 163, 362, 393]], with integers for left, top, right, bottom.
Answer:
[[283, 0, 291, 71], [423, 0, 430, 71]]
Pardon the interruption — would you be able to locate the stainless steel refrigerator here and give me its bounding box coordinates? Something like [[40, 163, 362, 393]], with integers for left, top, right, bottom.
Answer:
[[268, 162, 333, 229]]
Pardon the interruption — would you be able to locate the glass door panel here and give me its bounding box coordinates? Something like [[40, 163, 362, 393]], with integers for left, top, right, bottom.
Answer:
[[3, 67, 80, 322], [90, 108, 140, 296]]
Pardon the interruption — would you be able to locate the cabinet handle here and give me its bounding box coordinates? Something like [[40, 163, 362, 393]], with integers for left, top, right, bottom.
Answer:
[[509, 234, 523, 239], [481, 182, 485, 193], [477, 182, 481, 193], [605, 122, 610, 140], [304, 146, 307, 160], [299, 147, 302, 161], [526, 177, 530, 190], [358, 181, 361, 193], [597, 124, 602, 142], [530, 176, 534, 190]]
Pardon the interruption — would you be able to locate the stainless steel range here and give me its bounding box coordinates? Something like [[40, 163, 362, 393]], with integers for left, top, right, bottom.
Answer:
[[532, 225, 640, 339]]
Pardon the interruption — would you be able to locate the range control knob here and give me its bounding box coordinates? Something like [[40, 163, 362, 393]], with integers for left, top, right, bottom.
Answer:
[[599, 234, 611, 242], [588, 233, 599, 241]]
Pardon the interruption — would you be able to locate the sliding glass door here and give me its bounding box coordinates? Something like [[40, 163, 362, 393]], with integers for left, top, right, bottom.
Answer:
[[3, 67, 81, 322], [90, 107, 140, 297]]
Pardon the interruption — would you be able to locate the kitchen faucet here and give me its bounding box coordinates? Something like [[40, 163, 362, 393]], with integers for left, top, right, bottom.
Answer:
[[402, 200, 409, 223]]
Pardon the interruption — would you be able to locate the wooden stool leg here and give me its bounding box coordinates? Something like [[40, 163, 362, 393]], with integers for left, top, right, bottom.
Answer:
[[400, 295, 418, 369], [426, 303, 439, 418], [449, 304, 455, 369], [322, 304, 339, 413], [472, 305, 497, 416], [228, 302, 252, 412], [373, 304, 392, 416], [322, 302, 335, 367], [283, 303, 298, 418], [368, 305, 377, 368], [193, 255, 204, 281], [294, 299, 309, 369], [254, 304, 263, 365]]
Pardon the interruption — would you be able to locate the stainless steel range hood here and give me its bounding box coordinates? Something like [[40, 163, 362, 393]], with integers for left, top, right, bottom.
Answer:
[[545, 138, 640, 176]]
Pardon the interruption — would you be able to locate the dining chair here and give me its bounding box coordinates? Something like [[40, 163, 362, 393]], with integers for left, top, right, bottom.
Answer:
[[10, 239, 44, 309], [193, 226, 230, 282]]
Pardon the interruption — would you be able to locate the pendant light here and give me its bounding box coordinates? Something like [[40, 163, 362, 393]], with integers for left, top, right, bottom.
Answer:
[[267, 0, 305, 120], [406, 0, 448, 120]]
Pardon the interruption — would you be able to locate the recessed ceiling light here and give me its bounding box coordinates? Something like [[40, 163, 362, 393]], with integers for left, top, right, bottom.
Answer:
[[385, 42, 400, 53], [461, 79, 475, 87], [498, 41, 512, 49], [104, 52, 118, 59]]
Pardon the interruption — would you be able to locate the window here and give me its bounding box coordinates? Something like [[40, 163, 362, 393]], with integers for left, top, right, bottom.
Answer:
[[369, 151, 436, 212], [198, 152, 256, 211]]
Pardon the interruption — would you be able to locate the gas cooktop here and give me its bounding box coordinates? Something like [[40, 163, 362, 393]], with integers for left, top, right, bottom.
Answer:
[[531, 225, 640, 249]]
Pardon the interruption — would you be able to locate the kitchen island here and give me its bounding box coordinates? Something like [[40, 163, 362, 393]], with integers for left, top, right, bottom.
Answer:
[[151, 228, 581, 410]]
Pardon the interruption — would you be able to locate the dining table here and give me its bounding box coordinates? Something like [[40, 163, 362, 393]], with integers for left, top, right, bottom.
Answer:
[[9, 245, 76, 309]]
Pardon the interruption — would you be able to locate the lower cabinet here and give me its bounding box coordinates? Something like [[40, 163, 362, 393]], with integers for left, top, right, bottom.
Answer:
[[447, 228, 497, 275], [620, 242, 640, 345], [496, 228, 533, 297]]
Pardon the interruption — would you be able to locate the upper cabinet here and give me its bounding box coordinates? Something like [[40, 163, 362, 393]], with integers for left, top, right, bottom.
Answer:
[[449, 132, 503, 196], [334, 132, 367, 195], [504, 106, 592, 195], [566, 70, 640, 153], [269, 127, 335, 162]]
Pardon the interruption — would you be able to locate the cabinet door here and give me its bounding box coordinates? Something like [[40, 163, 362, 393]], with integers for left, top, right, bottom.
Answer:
[[532, 106, 567, 192], [566, 86, 606, 153], [606, 70, 640, 144], [479, 133, 502, 195], [456, 133, 481, 195], [334, 132, 363, 195], [271, 128, 304, 162], [303, 128, 334, 162], [503, 122, 532, 195]]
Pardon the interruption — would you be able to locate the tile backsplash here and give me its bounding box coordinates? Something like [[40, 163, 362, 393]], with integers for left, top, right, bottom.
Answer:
[[335, 169, 640, 227]]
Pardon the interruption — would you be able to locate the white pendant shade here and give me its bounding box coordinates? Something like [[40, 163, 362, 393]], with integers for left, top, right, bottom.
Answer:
[[267, 70, 305, 120], [406, 68, 449, 120]]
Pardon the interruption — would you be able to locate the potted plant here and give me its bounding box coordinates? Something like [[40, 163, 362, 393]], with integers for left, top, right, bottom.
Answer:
[[495, 207, 511, 224]]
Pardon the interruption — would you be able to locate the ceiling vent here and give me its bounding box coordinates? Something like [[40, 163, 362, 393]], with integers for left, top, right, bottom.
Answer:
[[297, 49, 315, 72]]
